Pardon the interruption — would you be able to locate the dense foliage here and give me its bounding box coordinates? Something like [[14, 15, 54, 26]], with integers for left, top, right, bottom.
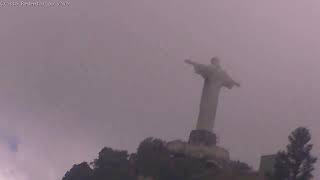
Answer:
[[273, 127, 317, 180], [62, 162, 92, 180], [62, 137, 252, 180]]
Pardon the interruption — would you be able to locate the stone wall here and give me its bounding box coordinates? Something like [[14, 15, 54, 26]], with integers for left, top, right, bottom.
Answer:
[[166, 140, 229, 160]]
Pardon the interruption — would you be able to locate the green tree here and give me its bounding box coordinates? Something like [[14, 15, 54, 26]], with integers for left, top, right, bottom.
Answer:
[[229, 160, 252, 173], [273, 151, 290, 180], [62, 162, 92, 180], [135, 137, 213, 180], [92, 147, 135, 180], [171, 155, 212, 180], [273, 127, 317, 180], [135, 137, 174, 179]]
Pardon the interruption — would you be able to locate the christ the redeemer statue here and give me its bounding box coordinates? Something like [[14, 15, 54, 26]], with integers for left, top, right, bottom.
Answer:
[[185, 57, 240, 132]]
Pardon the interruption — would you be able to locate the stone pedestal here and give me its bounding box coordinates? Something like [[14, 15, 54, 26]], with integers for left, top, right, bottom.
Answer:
[[166, 129, 229, 160], [166, 140, 229, 160], [188, 129, 217, 146]]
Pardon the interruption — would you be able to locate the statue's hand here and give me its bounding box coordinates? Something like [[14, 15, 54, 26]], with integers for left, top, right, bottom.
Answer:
[[185, 59, 193, 65], [234, 82, 240, 87], [223, 80, 240, 89]]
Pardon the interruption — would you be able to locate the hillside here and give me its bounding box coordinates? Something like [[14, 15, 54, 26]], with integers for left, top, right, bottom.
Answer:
[[62, 137, 266, 180]]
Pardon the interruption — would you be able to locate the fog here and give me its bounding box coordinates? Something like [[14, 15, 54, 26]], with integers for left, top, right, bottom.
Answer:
[[0, 0, 319, 179]]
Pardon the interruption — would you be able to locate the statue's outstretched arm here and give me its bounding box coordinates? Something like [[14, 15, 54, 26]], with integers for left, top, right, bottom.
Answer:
[[233, 81, 240, 87], [184, 59, 209, 69], [223, 77, 240, 89], [185, 59, 198, 66], [220, 70, 240, 89], [184, 59, 210, 77]]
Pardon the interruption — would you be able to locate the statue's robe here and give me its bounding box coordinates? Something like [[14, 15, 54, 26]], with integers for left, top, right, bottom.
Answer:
[[192, 63, 237, 131]]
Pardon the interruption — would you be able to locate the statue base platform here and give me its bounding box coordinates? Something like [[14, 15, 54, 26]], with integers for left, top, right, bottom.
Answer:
[[166, 140, 229, 160], [188, 129, 217, 146]]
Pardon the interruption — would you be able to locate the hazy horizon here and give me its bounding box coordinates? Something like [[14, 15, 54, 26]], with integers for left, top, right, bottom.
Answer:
[[0, 0, 320, 179]]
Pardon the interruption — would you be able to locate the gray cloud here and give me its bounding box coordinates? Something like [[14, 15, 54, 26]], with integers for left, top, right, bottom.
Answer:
[[0, 0, 319, 179]]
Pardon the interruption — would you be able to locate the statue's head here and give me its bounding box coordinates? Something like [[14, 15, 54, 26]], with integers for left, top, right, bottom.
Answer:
[[210, 57, 220, 65]]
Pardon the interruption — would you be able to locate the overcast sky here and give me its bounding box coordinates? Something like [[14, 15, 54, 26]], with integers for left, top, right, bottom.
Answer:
[[1, 0, 320, 179]]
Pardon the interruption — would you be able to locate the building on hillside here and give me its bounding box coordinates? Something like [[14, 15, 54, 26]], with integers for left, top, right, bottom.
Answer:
[[259, 154, 276, 177]]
